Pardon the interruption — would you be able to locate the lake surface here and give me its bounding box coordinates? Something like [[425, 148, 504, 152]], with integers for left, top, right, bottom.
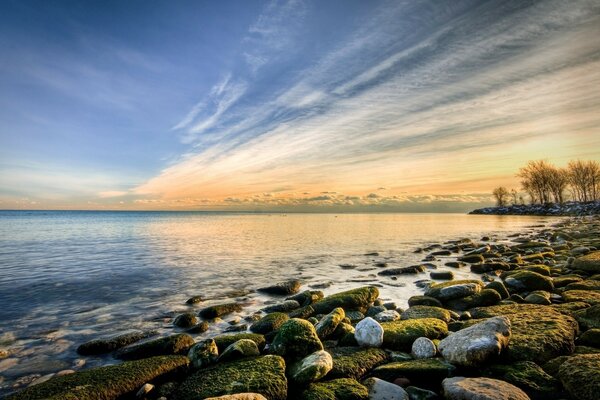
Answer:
[[0, 211, 560, 392]]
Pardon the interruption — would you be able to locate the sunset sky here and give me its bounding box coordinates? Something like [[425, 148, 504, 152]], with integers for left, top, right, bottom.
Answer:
[[1, 0, 600, 211]]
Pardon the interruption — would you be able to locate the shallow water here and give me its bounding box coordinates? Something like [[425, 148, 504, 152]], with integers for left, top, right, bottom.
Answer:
[[0, 211, 560, 392]]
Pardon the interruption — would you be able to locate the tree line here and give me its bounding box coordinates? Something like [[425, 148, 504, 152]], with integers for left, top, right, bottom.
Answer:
[[493, 159, 600, 206]]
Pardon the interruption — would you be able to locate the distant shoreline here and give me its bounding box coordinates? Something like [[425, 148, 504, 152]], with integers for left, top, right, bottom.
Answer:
[[470, 200, 600, 216]]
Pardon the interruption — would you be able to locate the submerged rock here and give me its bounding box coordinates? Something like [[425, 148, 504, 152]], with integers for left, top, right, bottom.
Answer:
[[76, 330, 156, 356], [257, 280, 301, 295], [558, 353, 600, 400], [381, 318, 448, 351], [311, 286, 379, 314], [442, 376, 530, 400], [115, 334, 195, 361], [249, 312, 289, 334], [270, 318, 323, 361], [355, 317, 384, 347], [289, 350, 333, 384], [199, 303, 243, 319]]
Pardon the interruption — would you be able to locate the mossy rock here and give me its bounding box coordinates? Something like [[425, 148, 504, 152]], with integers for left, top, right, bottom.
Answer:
[[301, 378, 368, 400], [445, 289, 501, 311], [262, 300, 301, 313], [552, 275, 584, 288], [76, 330, 156, 356], [271, 318, 323, 361], [574, 345, 600, 354], [483, 361, 559, 399], [174, 355, 287, 400], [558, 354, 600, 400], [381, 318, 448, 351], [250, 312, 289, 334], [325, 347, 389, 380], [504, 271, 554, 292], [541, 355, 570, 377], [578, 328, 600, 348], [524, 291, 552, 305], [218, 339, 261, 362], [573, 304, 600, 330], [7, 355, 189, 400], [513, 264, 551, 276], [212, 333, 266, 353], [485, 281, 510, 299], [572, 251, 600, 273], [315, 308, 345, 339], [287, 290, 325, 306], [372, 359, 455, 388], [258, 279, 302, 295], [173, 312, 199, 328], [115, 333, 195, 360], [562, 290, 600, 305], [408, 296, 443, 307], [311, 286, 379, 314], [424, 279, 483, 301], [458, 254, 485, 263], [564, 279, 600, 291], [289, 305, 316, 319], [550, 302, 590, 315], [401, 305, 451, 322], [199, 303, 243, 319], [332, 322, 355, 339]]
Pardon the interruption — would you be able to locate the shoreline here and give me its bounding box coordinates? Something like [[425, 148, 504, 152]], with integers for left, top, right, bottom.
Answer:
[[2, 215, 599, 399], [470, 200, 600, 216]]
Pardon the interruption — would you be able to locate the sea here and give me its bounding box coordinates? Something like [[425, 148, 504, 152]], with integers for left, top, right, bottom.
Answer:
[[0, 210, 561, 393]]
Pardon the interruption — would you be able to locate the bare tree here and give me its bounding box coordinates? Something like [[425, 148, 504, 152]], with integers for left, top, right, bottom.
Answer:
[[518, 160, 554, 204], [568, 160, 600, 202], [492, 186, 510, 207], [510, 189, 518, 205], [547, 165, 568, 204]]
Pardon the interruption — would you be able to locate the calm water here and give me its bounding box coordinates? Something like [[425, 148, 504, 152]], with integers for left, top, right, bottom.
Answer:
[[0, 211, 559, 392]]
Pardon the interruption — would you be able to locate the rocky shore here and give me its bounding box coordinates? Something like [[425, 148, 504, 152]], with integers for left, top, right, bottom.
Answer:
[[469, 200, 600, 216], [4, 216, 600, 400]]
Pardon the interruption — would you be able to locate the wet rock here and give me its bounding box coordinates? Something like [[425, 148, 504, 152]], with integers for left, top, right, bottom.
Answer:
[[115, 334, 195, 361], [136, 383, 154, 398], [572, 251, 600, 273], [316, 307, 345, 339], [504, 271, 554, 292], [442, 376, 530, 400], [405, 386, 439, 400], [186, 295, 203, 305], [411, 337, 437, 359], [558, 354, 600, 400], [271, 318, 323, 361], [326, 347, 389, 380], [6, 355, 189, 400], [367, 305, 388, 317], [355, 317, 384, 347], [250, 312, 289, 334], [289, 350, 333, 384], [364, 377, 409, 400], [562, 289, 600, 305], [186, 321, 209, 334], [430, 271, 454, 280], [76, 330, 156, 356], [288, 305, 315, 319], [438, 316, 511, 367], [379, 266, 426, 275], [301, 378, 368, 400], [573, 304, 600, 330], [173, 312, 199, 328], [401, 306, 452, 323], [444, 289, 502, 311], [199, 303, 243, 319], [218, 339, 260, 362], [425, 280, 483, 301], [261, 300, 300, 313], [381, 318, 448, 351], [373, 359, 455, 388], [175, 355, 287, 400], [188, 339, 218, 369], [257, 279, 301, 295], [374, 310, 401, 322], [311, 286, 379, 314], [346, 310, 366, 322], [212, 333, 266, 353], [458, 254, 485, 264], [524, 291, 551, 305], [286, 290, 325, 306], [484, 361, 559, 400], [408, 296, 443, 308], [578, 328, 600, 347]]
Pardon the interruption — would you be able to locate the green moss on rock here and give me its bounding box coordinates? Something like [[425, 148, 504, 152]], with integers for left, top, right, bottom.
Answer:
[[212, 333, 266, 353], [199, 303, 243, 319], [301, 378, 368, 400], [325, 347, 389, 380], [311, 286, 379, 314], [579, 328, 600, 348], [270, 318, 323, 361], [573, 304, 600, 330], [572, 251, 600, 274], [408, 296, 443, 307], [372, 359, 455, 387], [400, 305, 452, 322], [115, 333, 195, 360], [504, 271, 554, 292], [485, 281, 510, 299], [558, 354, 600, 400], [445, 289, 501, 311], [562, 290, 600, 305], [484, 361, 559, 399], [381, 318, 448, 351], [250, 312, 289, 334], [174, 355, 287, 400], [424, 280, 483, 301], [76, 330, 156, 356], [7, 355, 189, 400], [315, 307, 345, 339]]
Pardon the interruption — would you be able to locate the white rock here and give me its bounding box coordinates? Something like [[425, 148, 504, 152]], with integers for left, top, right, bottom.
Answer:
[[355, 317, 384, 347], [443, 377, 530, 400], [411, 337, 437, 359], [367, 377, 409, 400], [290, 350, 333, 384], [438, 316, 511, 367], [374, 310, 401, 322], [136, 383, 154, 398]]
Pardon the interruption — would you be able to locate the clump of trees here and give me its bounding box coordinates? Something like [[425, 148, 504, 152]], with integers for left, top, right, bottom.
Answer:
[[492, 159, 600, 206]]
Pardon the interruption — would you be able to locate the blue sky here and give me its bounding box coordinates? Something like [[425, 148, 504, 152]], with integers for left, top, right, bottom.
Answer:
[[1, 0, 600, 211]]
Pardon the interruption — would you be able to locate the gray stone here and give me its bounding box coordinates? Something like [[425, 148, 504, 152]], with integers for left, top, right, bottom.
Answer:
[[355, 317, 384, 348], [442, 377, 530, 400], [374, 310, 401, 322], [289, 350, 333, 384], [187, 339, 219, 369], [411, 337, 437, 359], [366, 377, 409, 400]]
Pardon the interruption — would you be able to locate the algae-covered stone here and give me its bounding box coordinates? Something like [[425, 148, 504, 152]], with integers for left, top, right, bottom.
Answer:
[[262, 300, 300, 313], [289, 350, 333, 384], [484, 361, 559, 400], [573, 304, 600, 330], [442, 376, 530, 400], [311, 286, 379, 314], [315, 307, 345, 339], [558, 354, 600, 400], [564, 280, 600, 291], [444, 289, 501, 311], [289, 305, 315, 319], [257, 279, 301, 295], [174, 355, 287, 400], [174, 312, 199, 328], [578, 328, 600, 348], [485, 281, 510, 299], [405, 386, 438, 400], [115, 333, 195, 360], [199, 303, 243, 319], [270, 318, 323, 361], [326, 347, 389, 380], [401, 306, 452, 323], [504, 271, 554, 292], [188, 339, 218, 369], [212, 333, 266, 353], [425, 280, 483, 301], [408, 296, 443, 307], [562, 290, 600, 305], [301, 378, 368, 400], [381, 318, 448, 351], [572, 251, 600, 273], [524, 291, 551, 306], [7, 355, 189, 400], [372, 359, 455, 387], [76, 330, 156, 356], [218, 339, 260, 362], [249, 312, 289, 334], [287, 290, 324, 306]]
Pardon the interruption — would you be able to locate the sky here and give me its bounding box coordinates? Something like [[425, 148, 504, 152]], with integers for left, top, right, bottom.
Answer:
[[1, 0, 600, 212]]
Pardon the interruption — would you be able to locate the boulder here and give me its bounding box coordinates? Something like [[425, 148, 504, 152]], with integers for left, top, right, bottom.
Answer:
[[199, 303, 243, 319], [524, 291, 551, 306], [442, 376, 530, 400], [401, 306, 452, 323], [425, 280, 483, 301], [411, 337, 437, 359], [484, 361, 559, 400], [257, 279, 301, 295], [115, 334, 195, 361], [355, 317, 384, 347], [372, 359, 455, 388], [364, 377, 409, 400], [572, 251, 600, 273], [289, 350, 333, 384], [301, 378, 368, 400], [381, 318, 448, 351], [173, 313, 199, 328], [562, 290, 600, 305], [311, 286, 379, 314], [262, 300, 301, 313], [558, 354, 600, 400], [438, 316, 511, 367], [573, 304, 600, 330], [326, 347, 389, 380], [287, 290, 324, 306], [504, 271, 554, 292], [249, 312, 289, 334], [315, 307, 345, 339], [76, 330, 156, 356], [218, 339, 260, 362], [444, 289, 501, 311], [188, 339, 219, 369], [270, 318, 323, 361], [578, 328, 600, 348], [408, 296, 443, 308]]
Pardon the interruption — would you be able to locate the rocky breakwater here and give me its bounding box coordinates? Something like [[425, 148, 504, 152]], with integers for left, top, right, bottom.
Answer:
[[470, 200, 600, 216], [5, 216, 600, 400]]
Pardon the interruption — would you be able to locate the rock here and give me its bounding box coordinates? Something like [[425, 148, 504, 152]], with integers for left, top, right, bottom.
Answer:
[[425, 280, 483, 301], [562, 289, 600, 305], [381, 318, 448, 351], [504, 271, 554, 292], [430, 271, 454, 280], [6, 355, 189, 400], [287, 290, 324, 306], [289, 350, 333, 384], [186, 321, 210, 334], [76, 330, 156, 356], [204, 394, 267, 400], [411, 337, 437, 359], [442, 376, 530, 400], [355, 317, 384, 347], [485, 281, 510, 299], [364, 377, 409, 400], [175, 355, 287, 400], [524, 291, 551, 305], [218, 339, 260, 362], [301, 378, 369, 400], [289, 305, 316, 319], [136, 383, 155, 398], [257, 279, 301, 295], [445, 289, 501, 311], [249, 312, 289, 334], [484, 361, 559, 400], [0, 349, 8, 359], [173, 313, 199, 328], [212, 333, 266, 353], [579, 328, 600, 347], [199, 303, 243, 319], [333, 322, 356, 339], [572, 251, 600, 273], [311, 286, 379, 314], [438, 316, 511, 367], [374, 310, 401, 322], [373, 359, 455, 388], [270, 318, 323, 361], [379, 265, 426, 276], [408, 296, 443, 307], [405, 386, 439, 400], [558, 354, 600, 400], [115, 334, 195, 361], [573, 304, 600, 330], [346, 310, 367, 322], [565, 279, 600, 291], [186, 295, 204, 304], [458, 254, 485, 263], [261, 300, 300, 313], [187, 339, 218, 369], [367, 305, 388, 317], [401, 306, 452, 322], [316, 307, 345, 339], [326, 347, 389, 380]]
